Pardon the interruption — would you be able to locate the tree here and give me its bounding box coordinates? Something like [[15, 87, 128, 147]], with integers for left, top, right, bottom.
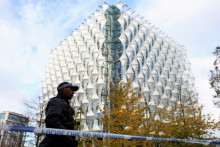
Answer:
[[95, 80, 148, 146], [209, 46, 220, 107], [22, 95, 45, 147], [92, 80, 219, 147], [151, 98, 219, 147]]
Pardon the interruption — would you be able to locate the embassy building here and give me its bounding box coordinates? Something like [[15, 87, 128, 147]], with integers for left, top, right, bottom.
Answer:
[[38, 3, 197, 132]]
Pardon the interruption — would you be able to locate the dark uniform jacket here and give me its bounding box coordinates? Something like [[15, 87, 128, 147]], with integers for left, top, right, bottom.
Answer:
[[39, 93, 78, 147]]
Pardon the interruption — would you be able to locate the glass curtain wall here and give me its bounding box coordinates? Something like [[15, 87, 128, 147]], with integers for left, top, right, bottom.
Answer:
[[102, 6, 123, 102]]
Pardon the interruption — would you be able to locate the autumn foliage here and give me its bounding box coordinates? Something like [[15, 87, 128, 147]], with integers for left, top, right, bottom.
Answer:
[[94, 80, 147, 146], [88, 80, 219, 147]]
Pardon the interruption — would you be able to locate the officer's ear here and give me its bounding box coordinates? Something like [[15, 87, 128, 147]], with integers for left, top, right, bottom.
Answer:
[[61, 88, 65, 93], [61, 87, 69, 93], [58, 89, 64, 94]]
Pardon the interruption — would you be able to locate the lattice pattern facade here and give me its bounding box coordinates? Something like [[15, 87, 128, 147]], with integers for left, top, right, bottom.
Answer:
[[38, 2, 197, 132]]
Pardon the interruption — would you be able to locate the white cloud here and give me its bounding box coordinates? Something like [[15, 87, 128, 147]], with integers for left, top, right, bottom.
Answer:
[[189, 56, 220, 121], [190, 56, 215, 78], [0, 0, 101, 113], [135, 0, 220, 28]]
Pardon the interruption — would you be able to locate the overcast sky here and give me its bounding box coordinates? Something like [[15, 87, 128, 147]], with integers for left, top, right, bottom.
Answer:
[[0, 0, 219, 136]]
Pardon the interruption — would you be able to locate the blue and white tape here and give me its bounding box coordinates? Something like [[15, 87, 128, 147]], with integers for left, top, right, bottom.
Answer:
[[0, 124, 219, 145]]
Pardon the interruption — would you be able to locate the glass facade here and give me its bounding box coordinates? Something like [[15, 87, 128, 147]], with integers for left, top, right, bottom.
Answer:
[[0, 113, 5, 120], [104, 6, 123, 83], [8, 114, 28, 123]]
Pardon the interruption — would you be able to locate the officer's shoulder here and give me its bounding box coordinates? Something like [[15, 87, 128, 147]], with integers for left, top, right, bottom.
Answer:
[[49, 97, 63, 103]]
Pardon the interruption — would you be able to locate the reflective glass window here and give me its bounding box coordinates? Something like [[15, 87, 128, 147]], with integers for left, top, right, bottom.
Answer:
[[0, 113, 5, 120]]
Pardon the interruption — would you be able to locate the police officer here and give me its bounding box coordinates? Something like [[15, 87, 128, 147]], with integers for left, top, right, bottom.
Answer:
[[39, 82, 79, 147]]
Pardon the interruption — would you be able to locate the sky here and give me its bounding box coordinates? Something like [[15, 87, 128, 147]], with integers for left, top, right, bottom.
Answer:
[[0, 0, 219, 136]]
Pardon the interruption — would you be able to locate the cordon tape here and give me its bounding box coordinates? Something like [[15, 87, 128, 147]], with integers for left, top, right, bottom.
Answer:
[[0, 124, 219, 145]]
